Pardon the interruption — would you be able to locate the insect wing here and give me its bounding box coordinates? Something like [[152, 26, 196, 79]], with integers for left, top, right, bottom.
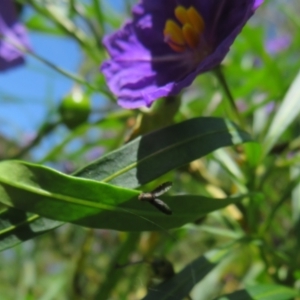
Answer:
[[150, 181, 173, 197], [151, 198, 172, 215], [138, 181, 173, 215]]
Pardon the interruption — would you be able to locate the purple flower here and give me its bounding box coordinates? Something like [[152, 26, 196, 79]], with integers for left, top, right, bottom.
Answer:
[[0, 0, 30, 71], [265, 35, 291, 55], [101, 0, 263, 109]]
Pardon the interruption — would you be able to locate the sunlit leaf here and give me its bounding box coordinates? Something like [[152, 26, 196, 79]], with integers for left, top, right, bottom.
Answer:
[[0, 117, 251, 250], [0, 161, 246, 231], [263, 70, 300, 156], [214, 284, 297, 300], [76, 117, 252, 188]]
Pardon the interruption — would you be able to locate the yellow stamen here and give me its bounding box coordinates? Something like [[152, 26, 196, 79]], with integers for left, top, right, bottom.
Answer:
[[174, 6, 189, 25], [187, 7, 205, 34], [164, 20, 185, 46], [163, 6, 205, 52], [182, 23, 199, 49]]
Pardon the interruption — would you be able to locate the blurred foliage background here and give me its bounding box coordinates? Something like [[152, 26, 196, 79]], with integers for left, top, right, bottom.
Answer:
[[1, 0, 300, 299]]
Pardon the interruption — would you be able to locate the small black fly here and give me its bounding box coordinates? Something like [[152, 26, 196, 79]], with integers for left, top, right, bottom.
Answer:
[[138, 182, 173, 215]]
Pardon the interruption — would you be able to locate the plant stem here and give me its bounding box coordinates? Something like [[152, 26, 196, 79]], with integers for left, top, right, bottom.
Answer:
[[93, 0, 104, 32], [10, 120, 60, 159], [0, 34, 101, 92], [93, 233, 140, 299], [27, 0, 100, 61], [260, 173, 300, 235], [214, 66, 245, 128]]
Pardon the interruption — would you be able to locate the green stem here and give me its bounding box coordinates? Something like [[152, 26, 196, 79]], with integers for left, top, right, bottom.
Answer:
[[92, 0, 104, 32], [0, 34, 102, 92], [257, 242, 281, 282], [262, 197, 287, 235], [93, 233, 140, 299], [28, 49, 96, 90], [260, 173, 300, 235], [214, 66, 245, 128], [27, 0, 100, 62], [9, 120, 60, 159], [214, 66, 255, 230], [74, 3, 103, 47], [72, 229, 94, 298], [69, 0, 76, 17]]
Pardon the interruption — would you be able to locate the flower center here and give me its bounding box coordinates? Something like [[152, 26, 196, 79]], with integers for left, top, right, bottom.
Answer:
[[163, 6, 205, 53]]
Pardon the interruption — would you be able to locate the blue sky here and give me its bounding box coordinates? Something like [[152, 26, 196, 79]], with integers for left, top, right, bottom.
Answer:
[[0, 33, 80, 136], [0, 0, 125, 147]]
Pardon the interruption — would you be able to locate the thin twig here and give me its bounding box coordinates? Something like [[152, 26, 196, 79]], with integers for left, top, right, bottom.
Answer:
[[9, 120, 60, 159], [214, 66, 245, 128]]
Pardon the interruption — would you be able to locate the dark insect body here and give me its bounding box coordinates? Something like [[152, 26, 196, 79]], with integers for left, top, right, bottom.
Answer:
[[138, 182, 173, 215]]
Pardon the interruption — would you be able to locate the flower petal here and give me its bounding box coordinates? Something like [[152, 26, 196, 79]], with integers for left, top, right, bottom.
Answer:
[[101, 0, 263, 108], [0, 0, 30, 71]]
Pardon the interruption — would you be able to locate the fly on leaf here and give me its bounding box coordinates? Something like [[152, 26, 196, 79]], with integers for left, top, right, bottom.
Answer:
[[138, 182, 172, 215]]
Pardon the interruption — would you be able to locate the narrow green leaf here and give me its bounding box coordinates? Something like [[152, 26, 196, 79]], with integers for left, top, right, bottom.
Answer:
[[0, 161, 246, 231], [26, 15, 64, 35], [263, 70, 300, 156], [142, 249, 228, 300], [214, 284, 297, 300], [244, 142, 262, 168], [75, 117, 252, 188]]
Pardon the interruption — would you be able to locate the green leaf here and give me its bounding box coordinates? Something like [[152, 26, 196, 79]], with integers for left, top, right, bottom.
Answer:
[[26, 15, 64, 35], [0, 207, 62, 251], [0, 161, 246, 231], [0, 117, 251, 250], [263, 70, 300, 156], [214, 284, 297, 300], [75, 117, 252, 188], [142, 249, 228, 300], [243, 142, 263, 168]]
